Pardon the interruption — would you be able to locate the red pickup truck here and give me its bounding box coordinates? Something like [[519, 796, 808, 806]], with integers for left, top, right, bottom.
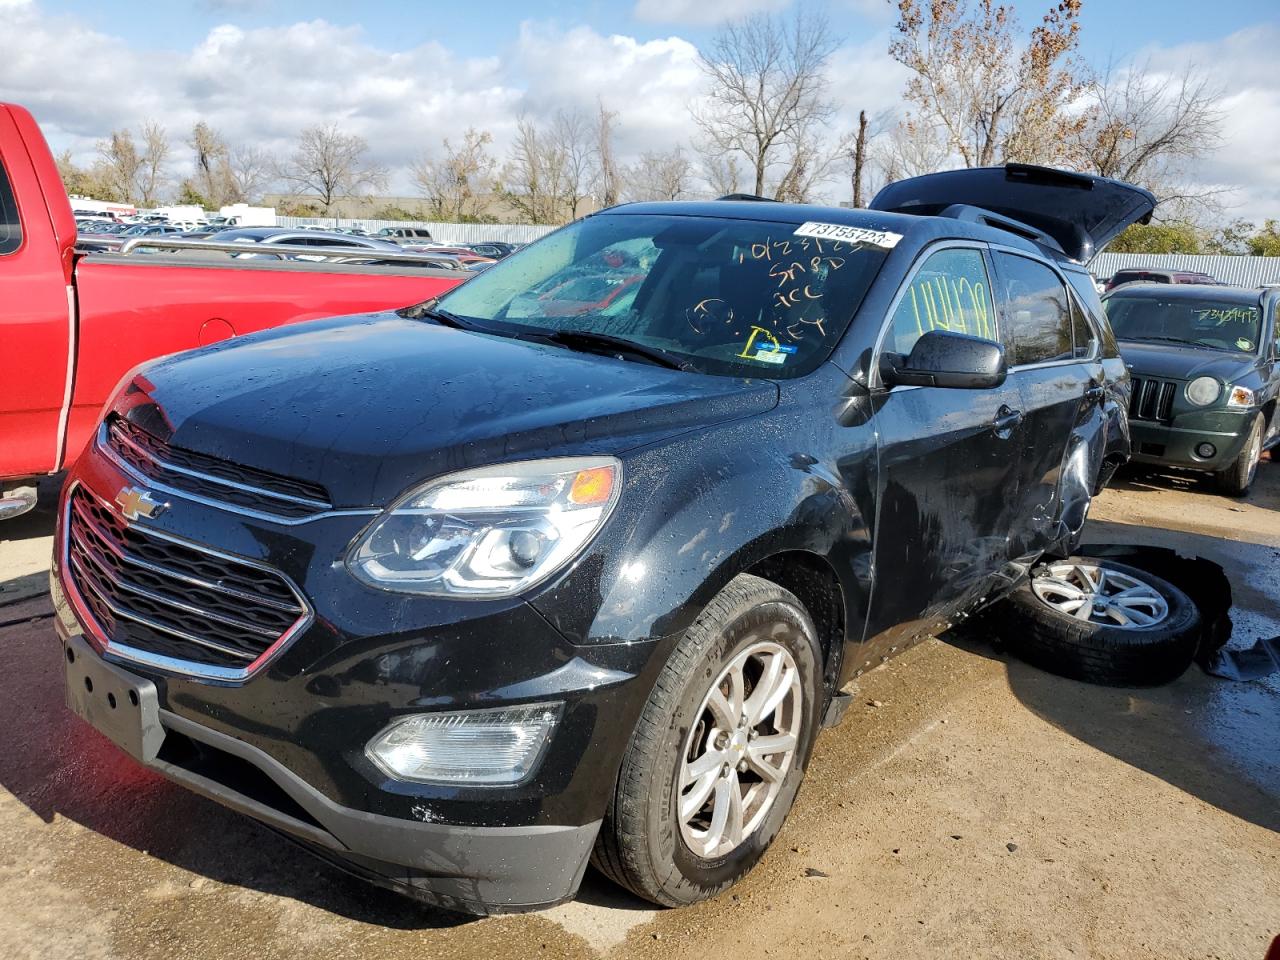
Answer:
[[0, 102, 463, 518]]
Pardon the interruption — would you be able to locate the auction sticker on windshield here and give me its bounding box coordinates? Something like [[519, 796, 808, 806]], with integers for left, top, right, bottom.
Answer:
[[793, 222, 903, 249]]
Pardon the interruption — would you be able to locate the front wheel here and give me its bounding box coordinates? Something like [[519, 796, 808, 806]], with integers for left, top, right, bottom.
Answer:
[[593, 573, 822, 906], [1214, 414, 1263, 497]]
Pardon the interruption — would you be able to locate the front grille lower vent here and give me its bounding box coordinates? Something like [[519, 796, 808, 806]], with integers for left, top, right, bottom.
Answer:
[[103, 415, 332, 519], [65, 485, 308, 677], [1129, 377, 1178, 423]]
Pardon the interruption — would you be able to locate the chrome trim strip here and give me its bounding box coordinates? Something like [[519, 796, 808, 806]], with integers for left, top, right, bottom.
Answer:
[[68, 553, 256, 662], [107, 420, 331, 509], [97, 431, 379, 527], [68, 497, 301, 613], [53, 283, 77, 471], [61, 481, 315, 683]]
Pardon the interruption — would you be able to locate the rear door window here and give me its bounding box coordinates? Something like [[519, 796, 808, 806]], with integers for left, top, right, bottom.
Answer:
[[883, 247, 997, 355], [993, 253, 1074, 366], [0, 157, 21, 256]]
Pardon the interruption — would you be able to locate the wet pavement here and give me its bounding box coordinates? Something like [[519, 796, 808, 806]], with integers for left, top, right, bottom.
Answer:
[[0, 468, 1276, 959]]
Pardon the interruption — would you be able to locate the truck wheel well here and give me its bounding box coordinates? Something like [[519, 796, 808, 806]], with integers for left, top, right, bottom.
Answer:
[[748, 552, 846, 692]]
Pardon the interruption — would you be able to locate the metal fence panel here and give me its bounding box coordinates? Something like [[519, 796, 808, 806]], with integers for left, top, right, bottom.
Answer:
[[1090, 253, 1280, 288], [276, 217, 558, 245]]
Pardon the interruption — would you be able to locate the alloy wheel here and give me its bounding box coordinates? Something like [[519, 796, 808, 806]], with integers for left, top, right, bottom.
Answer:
[[1031, 562, 1169, 629], [677, 638, 802, 859]]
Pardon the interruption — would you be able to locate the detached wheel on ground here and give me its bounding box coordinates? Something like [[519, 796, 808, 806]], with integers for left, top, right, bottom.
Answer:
[[997, 557, 1201, 687], [593, 573, 822, 907], [1215, 414, 1263, 497]]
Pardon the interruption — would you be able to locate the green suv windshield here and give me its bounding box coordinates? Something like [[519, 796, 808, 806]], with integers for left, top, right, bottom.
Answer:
[[1105, 295, 1263, 354], [435, 213, 892, 378]]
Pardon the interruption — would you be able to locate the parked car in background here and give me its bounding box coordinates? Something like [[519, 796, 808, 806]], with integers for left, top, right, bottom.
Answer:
[[374, 225, 434, 244], [1104, 268, 1219, 291], [1102, 283, 1279, 495], [52, 163, 1152, 915], [406, 244, 496, 266], [0, 100, 464, 519], [463, 241, 519, 259], [213, 228, 467, 270]]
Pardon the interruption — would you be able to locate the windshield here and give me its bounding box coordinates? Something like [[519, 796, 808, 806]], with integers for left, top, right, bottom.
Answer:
[[435, 213, 891, 378], [1104, 295, 1263, 354]]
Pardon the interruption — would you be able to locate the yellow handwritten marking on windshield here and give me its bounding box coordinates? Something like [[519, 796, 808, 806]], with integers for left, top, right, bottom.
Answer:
[[1195, 307, 1257, 325], [738, 325, 782, 358]]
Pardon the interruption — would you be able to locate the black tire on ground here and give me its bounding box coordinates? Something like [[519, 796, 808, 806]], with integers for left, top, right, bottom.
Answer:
[[592, 573, 823, 907], [997, 557, 1201, 687], [1214, 414, 1263, 497]]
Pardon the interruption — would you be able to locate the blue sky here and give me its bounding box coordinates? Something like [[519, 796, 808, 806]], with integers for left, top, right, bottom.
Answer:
[[40, 0, 1278, 63], [6, 0, 1280, 218]]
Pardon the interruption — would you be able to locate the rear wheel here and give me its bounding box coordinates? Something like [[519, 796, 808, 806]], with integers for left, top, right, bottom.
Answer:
[[593, 573, 822, 906], [1214, 414, 1263, 497], [998, 557, 1200, 687]]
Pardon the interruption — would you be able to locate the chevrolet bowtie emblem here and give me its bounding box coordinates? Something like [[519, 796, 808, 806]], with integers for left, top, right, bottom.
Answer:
[[115, 486, 169, 522]]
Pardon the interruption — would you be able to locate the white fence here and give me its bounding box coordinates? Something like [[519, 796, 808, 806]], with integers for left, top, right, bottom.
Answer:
[[276, 217, 558, 245], [1091, 253, 1280, 288]]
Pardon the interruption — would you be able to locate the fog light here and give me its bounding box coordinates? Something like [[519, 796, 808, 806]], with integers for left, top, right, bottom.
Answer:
[[365, 703, 562, 785], [1196, 442, 1216, 459]]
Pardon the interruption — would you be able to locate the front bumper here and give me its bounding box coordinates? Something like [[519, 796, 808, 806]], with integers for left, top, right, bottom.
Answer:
[[1127, 410, 1254, 472], [51, 448, 667, 913], [58, 632, 598, 913]]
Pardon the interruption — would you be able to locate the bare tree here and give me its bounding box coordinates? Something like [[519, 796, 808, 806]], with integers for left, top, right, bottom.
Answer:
[[96, 130, 143, 203], [851, 110, 869, 207], [138, 121, 170, 206], [889, 0, 1090, 169], [1076, 61, 1225, 220], [226, 144, 275, 204], [869, 117, 950, 187], [411, 128, 498, 221], [624, 148, 694, 201], [279, 125, 386, 214], [551, 109, 595, 220], [499, 116, 562, 224], [775, 125, 849, 203], [188, 121, 231, 207], [594, 102, 621, 208], [702, 152, 744, 196], [694, 8, 839, 197]]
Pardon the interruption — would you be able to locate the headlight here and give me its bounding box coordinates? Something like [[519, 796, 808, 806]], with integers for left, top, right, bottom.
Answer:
[[1185, 376, 1221, 406], [347, 456, 621, 597], [1226, 385, 1256, 408]]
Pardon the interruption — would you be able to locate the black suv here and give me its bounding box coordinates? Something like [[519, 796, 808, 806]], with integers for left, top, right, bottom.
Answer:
[[51, 165, 1149, 914], [1103, 283, 1280, 494]]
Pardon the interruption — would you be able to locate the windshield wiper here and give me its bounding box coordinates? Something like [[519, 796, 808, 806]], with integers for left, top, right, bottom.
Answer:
[[400, 300, 476, 330], [543, 330, 692, 371]]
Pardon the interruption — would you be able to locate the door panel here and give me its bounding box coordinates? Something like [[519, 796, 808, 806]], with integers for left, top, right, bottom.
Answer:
[[862, 244, 1025, 662], [992, 251, 1095, 557]]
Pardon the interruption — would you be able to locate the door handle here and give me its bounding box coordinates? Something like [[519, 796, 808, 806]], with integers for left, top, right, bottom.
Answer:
[[990, 405, 1023, 437], [1084, 384, 1105, 401]]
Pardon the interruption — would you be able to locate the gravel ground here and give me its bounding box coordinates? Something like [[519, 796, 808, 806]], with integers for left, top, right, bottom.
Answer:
[[0, 467, 1275, 960]]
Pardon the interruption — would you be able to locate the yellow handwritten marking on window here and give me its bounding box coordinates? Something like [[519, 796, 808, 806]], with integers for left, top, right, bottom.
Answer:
[[907, 275, 991, 342], [738, 325, 782, 358]]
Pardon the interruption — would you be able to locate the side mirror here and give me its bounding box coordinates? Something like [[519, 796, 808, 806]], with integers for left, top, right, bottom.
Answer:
[[881, 330, 1007, 390]]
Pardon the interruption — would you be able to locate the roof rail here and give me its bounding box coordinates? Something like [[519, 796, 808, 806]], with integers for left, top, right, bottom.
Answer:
[[935, 203, 1064, 254], [717, 193, 778, 203]]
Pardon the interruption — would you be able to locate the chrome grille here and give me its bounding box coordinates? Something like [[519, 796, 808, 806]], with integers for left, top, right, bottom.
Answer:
[[1129, 376, 1177, 423], [65, 484, 309, 679], [103, 415, 332, 520]]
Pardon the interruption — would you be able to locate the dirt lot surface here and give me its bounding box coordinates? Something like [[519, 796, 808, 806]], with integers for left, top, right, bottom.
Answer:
[[1, 469, 1276, 960]]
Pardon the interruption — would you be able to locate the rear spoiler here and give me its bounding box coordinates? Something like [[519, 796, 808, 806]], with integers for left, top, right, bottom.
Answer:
[[870, 164, 1156, 262]]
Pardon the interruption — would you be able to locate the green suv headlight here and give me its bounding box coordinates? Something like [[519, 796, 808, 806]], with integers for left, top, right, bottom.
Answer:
[[347, 457, 621, 597], [1185, 376, 1221, 406]]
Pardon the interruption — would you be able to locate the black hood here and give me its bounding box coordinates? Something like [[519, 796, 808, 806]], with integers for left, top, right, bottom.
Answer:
[[121, 313, 779, 507], [870, 164, 1156, 262], [1120, 341, 1260, 383]]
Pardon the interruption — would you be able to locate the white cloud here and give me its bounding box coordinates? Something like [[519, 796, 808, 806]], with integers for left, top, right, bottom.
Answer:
[[632, 0, 791, 26], [1130, 25, 1280, 223]]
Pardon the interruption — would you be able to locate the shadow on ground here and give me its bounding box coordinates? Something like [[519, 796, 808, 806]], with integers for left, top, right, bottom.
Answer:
[[949, 513, 1280, 835]]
